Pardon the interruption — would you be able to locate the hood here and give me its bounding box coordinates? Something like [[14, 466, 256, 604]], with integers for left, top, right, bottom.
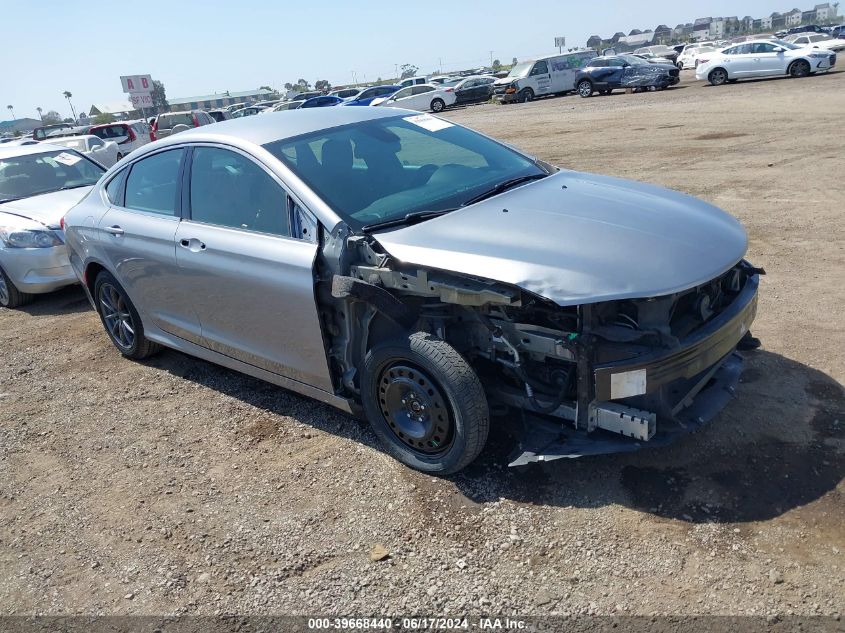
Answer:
[[0, 186, 94, 227], [372, 171, 747, 307]]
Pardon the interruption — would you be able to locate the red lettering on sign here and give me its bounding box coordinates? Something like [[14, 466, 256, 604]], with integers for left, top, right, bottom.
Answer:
[[141, 77, 149, 89], [127, 78, 135, 90]]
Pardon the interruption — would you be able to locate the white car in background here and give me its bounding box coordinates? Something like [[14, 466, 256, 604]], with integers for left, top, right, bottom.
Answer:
[[677, 44, 717, 69], [45, 135, 120, 167], [785, 32, 845, 52], [0, 144, 105, 307], [88, 121, 153, 160], [696, 39, 836, 85], [371, 84, 457, 113]]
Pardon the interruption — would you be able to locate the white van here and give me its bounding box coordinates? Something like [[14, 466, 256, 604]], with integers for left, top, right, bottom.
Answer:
[[492, 50, 596, 103]]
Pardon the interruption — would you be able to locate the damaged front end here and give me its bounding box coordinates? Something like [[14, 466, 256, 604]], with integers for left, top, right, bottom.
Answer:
[[320, 232, 762, 466]]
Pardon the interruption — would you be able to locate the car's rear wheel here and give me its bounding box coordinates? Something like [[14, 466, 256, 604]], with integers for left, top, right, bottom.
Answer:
[[677, 61, 684, 70], [430, 98, 445, 113], [789, 59, 811, 78], [361, 332, 489, 475], [708, 68, 729, 86], [94, 271, 160, 360], [577, 80, 594, 97], [518, 88, 534, 103], [0, 266, 34, 309]]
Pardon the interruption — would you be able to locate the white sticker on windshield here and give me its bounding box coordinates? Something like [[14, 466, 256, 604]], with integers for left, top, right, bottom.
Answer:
[[53, 152, 82, 166], [403, 114, 454, 132]]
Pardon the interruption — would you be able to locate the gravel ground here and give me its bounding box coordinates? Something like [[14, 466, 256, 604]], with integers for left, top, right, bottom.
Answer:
[[0, 70, 843, 618]]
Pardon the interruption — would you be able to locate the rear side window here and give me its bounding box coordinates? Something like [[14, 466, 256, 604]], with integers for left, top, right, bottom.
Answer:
[[189, 147, 289, 236], [105, 169, 127, 205], [124, 149, 183, 216], [92, 125, 128, 139]]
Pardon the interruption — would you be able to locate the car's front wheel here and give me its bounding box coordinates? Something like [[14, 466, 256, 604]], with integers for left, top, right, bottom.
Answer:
[[789, 59, 811, 78], [0, 265, 34, 309], [430, 98, 445, 113], [577, 80, 594, 98], [94, 271, 160, 359], [361, 332, 489, 475], [708, 68, 729, 86]]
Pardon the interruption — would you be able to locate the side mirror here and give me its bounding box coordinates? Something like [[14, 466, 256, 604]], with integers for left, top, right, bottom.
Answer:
[[773, 47, 785, 52]]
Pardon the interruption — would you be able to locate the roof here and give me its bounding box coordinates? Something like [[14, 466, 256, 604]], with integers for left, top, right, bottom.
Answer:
[[90, 101, 134, 114], [169, 89, 274, 106]]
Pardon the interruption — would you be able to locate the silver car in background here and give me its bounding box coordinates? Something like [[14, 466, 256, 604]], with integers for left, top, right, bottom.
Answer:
[[63, 108, 760, 474], [0, 144, 104, 308]]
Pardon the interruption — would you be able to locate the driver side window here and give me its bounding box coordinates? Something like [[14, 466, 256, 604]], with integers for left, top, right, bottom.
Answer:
[[530, 61, 549, 75]]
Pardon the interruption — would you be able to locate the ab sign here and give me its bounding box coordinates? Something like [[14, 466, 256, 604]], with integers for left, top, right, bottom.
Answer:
[[120, 74, 154, 112]]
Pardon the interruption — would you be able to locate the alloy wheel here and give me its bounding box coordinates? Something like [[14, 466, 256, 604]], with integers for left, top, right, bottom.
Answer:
[[99, 282, 135, 350], [377, 362, 454, 455], [578, 81, 592, 97]]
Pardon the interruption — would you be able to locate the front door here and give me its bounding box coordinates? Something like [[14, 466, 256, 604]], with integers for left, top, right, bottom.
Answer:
[[97, 147, 203, 344], [175, 145, 333, 391], [529, 60, 552, 94], [751, 42, 787, 74]]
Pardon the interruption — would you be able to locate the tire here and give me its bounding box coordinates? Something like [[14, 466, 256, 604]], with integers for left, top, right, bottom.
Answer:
[[677, 61, 684, 70], [361, 332, 489, 475], [0, 265, 35, 309], [430, 98, 445, 113], [708, 68, 729, 86], [577, 80, 594, 98], [518, 88, 534, 103], [789, 59, 811, 78], [727, 79, 739, 83], [94, 271, 161, 360]]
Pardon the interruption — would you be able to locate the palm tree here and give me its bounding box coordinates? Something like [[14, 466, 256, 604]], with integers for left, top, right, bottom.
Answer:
[[6, 104, 14, 120], [63, 91, 77, 122], [36, 107, 43, 121]]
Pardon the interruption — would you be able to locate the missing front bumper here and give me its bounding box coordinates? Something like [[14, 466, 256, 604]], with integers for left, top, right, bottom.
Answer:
[[508, 351, 744, 465]]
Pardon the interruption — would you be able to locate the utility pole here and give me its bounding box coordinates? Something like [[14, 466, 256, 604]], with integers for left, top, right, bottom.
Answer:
[[490, 50, 494, 66]]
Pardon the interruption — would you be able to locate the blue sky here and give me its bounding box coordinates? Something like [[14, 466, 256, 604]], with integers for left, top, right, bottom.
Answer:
[[4, 0, 784, 120]]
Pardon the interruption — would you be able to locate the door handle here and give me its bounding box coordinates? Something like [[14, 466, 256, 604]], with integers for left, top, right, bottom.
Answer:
[[103, 225, 124, 236], [180, 238, 206, 252]]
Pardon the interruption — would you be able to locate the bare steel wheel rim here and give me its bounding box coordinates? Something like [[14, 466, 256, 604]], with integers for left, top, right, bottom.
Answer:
[[377, 362, 454, 455], [0, 274, 9, 306], [99, 282, 135, 350]]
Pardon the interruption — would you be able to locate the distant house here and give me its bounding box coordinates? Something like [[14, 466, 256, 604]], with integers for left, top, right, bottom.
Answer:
[[617, 31, 655, 48], [586, 35, 603, 49], [168, 89, 275, 112], [709, 18, 726, 38], [742, 15, 754, 31], [785, 8, 803, 26], [815, 3, 834, 22], [803, 9, 817, 22], [89, 101, 138, 119], [673, 23, 693, 39], [770, 12, 786, 29], [610, 32, 626, 43], [753, 18, 763, 30], [653, 24, 672, 42], [628, 28, 642, 36]]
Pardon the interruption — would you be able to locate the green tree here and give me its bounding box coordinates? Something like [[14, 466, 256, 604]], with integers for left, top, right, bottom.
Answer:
[[284, 82, 293, 91], [62, 91, 77, 122], [259, 85, 274, 93], [314, 79, 331, 92], [42, 110, 62, 124], [296, 78, 311, 90], [492, 59, 501, 71], [400, 64, 419, 79], [151, 80, 169, 114], [93, 113, 116, 125], [511, 57, 518, 65]]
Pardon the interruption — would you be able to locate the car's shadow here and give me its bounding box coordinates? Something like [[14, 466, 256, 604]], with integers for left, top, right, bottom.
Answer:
[[13, 285, 91, 316], [699, 69, 843, 86], [146, 346, 842, 525]]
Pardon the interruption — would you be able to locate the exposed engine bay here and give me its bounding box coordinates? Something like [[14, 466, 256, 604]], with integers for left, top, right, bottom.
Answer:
[[316, 230, 762, 464]]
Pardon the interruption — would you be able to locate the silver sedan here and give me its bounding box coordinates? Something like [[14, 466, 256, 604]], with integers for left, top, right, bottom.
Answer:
[[0, 144, 105, 308], [63, 108, 760, 474]]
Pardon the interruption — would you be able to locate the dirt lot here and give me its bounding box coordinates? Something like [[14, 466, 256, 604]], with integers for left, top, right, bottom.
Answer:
[[1, 71, 843, 618]]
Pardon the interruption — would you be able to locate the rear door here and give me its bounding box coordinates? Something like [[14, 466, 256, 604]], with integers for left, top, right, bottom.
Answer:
[[174, 145, 333, 391], [97, 147, 202, 343], [725, 44, 755, 76]]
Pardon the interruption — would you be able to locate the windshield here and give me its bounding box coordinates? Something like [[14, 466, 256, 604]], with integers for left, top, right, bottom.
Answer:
[[619, 54, 649, 65], [773, 39, 801, 49], [507, 62, 533, 78], [263, 115, 545, 231], [0, 150, 104, 201]]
